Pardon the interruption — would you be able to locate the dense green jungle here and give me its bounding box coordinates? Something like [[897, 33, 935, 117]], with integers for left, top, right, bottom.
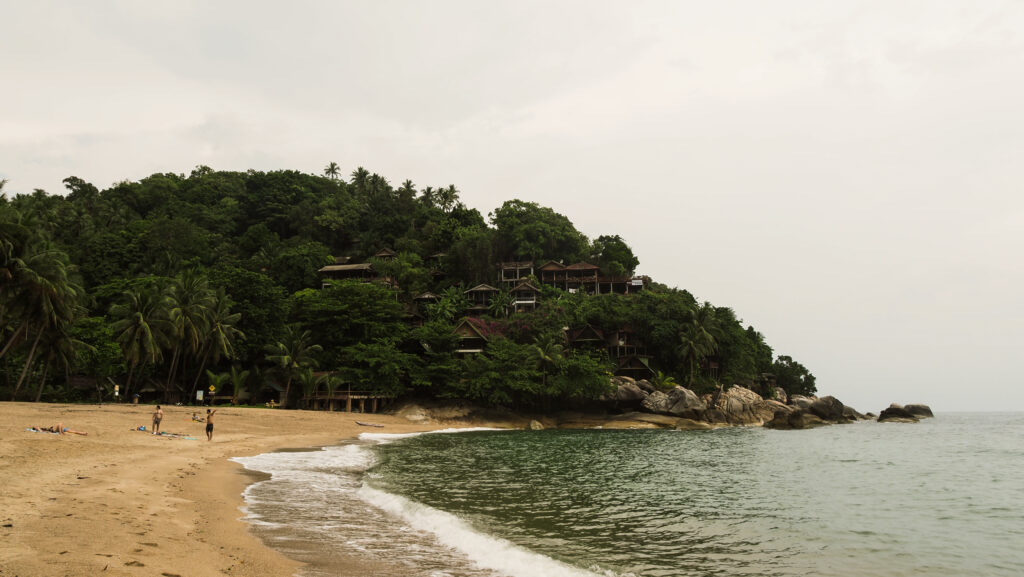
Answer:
[[0, 166, 815, 409]]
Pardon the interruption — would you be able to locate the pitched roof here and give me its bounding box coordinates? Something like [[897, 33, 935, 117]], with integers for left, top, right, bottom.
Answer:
[[414, 291, 440, 301], [511, 280, 541, 292], [538, 260, 566, 270], [566, 261, 599, 270], [373, 248, 397, 258], [464, 283, 499, 293], [318, 263, 374, 273]]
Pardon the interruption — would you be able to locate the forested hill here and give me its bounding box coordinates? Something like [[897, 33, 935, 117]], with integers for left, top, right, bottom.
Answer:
[[0, 167, 816, 408]]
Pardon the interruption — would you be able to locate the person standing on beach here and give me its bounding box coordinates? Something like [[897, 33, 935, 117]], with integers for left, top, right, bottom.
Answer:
[[205, 408, 217, 441], [152, 405, 163, 435]]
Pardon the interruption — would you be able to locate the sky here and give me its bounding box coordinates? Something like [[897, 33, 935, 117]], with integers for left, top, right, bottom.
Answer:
[[2, 0, 1022, 412]]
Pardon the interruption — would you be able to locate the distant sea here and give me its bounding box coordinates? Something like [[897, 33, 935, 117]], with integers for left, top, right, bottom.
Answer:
[[233, 413, 1024, 577]]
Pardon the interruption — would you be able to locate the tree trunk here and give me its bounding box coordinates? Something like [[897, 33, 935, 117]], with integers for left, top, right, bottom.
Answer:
[[282, 375, 293, 409], [11, 329, 43, 401], [0, 322, 27, 360], [34, 355, 52, 402], [189, 345, 212, 404]]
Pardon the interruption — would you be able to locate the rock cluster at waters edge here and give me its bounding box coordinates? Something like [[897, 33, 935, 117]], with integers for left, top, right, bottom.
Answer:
[[602, 377, 932, 430]]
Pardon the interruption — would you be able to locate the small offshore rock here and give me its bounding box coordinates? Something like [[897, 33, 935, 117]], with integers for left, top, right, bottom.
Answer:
[[904, 404, 934, 418], [527, 419, 545, 430], [878, 404, 920, 423]]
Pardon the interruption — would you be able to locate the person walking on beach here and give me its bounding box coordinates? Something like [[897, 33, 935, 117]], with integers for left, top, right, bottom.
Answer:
[[205, 408, 217, 441], [152, 405, 163, 435]]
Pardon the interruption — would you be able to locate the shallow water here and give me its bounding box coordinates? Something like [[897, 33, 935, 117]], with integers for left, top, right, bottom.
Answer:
[[234, 414, 1024, 577]]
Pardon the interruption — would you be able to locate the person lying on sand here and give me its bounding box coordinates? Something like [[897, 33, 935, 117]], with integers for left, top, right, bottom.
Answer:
[[30, 422, 88, 436]]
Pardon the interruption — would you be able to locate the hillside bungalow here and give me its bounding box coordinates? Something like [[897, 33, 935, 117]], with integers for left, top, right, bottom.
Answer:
[[318, 262, 375, 287], [372, 248, 398, 260], [567, 325, 605, 350], [454, 317, 489, 355], [509, 280, 541, 313], [464, 283, 500, 316], [500, 261, 534, 286]]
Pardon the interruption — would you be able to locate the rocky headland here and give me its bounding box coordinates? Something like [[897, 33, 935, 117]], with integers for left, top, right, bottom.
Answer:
[[397, 377, 932, 431]]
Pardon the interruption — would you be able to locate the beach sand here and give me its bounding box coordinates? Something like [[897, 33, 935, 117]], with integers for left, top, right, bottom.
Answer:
[[0, 401, 489, 577]]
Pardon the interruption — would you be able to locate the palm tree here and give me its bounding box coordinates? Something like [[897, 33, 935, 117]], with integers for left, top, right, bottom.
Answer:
[[324, 162, 341, 179], [437, 185, 459, 213], [678, 302, 720, 386], [533, 333, 564, 393], [188, 289, 244, 400], [488, 287, 513, 319], [228, 365, 250, 405], [110, 283, 170, 397], [265, 325, 322, 409], [165, 269, 214, 399], [7, 243, 81, 400]]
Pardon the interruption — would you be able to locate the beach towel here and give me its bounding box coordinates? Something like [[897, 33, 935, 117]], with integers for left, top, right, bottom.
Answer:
[[26, 427, 60, 435]]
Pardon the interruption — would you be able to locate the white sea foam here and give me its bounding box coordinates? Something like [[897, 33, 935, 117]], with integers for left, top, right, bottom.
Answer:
[[358, 484, 603, 577]]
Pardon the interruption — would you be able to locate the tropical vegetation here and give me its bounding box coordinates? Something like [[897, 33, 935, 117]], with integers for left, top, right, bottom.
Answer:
[[0, 168, 815, 409]]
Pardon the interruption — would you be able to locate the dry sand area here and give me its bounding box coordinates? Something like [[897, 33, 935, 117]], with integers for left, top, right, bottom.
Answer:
[[0, 401, 481, 577]]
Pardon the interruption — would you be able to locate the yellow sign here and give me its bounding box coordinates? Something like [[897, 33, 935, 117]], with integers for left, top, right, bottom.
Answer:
[[209, 385, 216, 392]]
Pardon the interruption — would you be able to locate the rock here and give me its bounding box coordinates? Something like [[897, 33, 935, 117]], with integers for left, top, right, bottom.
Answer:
[[789, 395, 815, 409], [842, 405, 867, 420], [395, 403, 430, 423], [641, 390, 672, 413], [769, 387, 788, 404], [614, 382, 648, 402], [635, 379, 657, 394], [904, 404, 934, 418], [665, 387, 706, 418], [808, 396, 846, 421], [878, 404, 920, 423], [708, 386, 780, 425], [527, 419, 545, 430], [606, 412, 679, 428]]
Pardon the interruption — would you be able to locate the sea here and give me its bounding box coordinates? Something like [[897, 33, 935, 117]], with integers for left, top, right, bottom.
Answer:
[[232, 413, 1024, 577]]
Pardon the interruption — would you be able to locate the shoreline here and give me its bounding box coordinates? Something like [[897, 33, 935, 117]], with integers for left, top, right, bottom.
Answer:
[[0, 402, 493, 577]]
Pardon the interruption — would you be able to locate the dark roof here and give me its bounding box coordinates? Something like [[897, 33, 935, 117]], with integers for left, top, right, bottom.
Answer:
[[465, 283, 499, 293], [500, 261, 534, 268], [454, 318, 489, 341], [319, 263, 373, 273], [374, 248, 397, 258], [566, 261, 599, 270], [538, 260, 566, 270], [511, 281, 540, 292], [414, 291, 440, 301]]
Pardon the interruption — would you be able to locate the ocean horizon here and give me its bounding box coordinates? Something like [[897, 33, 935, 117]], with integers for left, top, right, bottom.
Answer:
[[233, 413, 1024, 577]]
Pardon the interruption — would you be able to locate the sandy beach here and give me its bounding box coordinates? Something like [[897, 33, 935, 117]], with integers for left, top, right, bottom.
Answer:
[[0, 401, 484, 577]]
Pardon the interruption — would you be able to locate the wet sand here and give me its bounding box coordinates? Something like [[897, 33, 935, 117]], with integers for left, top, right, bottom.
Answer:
[[0, 401, 484, 577]]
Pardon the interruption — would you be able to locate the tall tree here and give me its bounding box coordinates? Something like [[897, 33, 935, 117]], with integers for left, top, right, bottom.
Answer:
[[323, 162, 341, 180], [109, 281, 170, 396], [264, 325, 322, 409]]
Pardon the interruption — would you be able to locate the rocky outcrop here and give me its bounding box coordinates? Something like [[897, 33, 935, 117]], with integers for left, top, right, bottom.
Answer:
[[602, 381, 867, 430], [904, 404, 934, 418], [878, 403, 933, 423], [527, 419, 545, 430], [765, 395, 867, 429]]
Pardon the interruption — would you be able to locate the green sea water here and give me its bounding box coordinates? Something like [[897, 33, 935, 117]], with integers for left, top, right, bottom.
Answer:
[[235, 413, 1024, 577], [366, 414, 1024, 576]]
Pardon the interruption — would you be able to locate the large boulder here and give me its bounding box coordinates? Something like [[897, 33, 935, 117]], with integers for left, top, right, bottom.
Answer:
[[708, 386, 781, 425], [635, 379, 658, 394], [808, 396, 847, 421], [789, 395, 816, 409], [641, 390, 673, 414], [614, 382, 648, 402], [765, 396, 864, 429], [878, 404, 921, 423], [904, 404, 934, 418], [665, 386, 707, 419]]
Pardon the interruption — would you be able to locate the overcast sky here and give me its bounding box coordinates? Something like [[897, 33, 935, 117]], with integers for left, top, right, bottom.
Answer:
[[3, 0, 1022, 412]]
